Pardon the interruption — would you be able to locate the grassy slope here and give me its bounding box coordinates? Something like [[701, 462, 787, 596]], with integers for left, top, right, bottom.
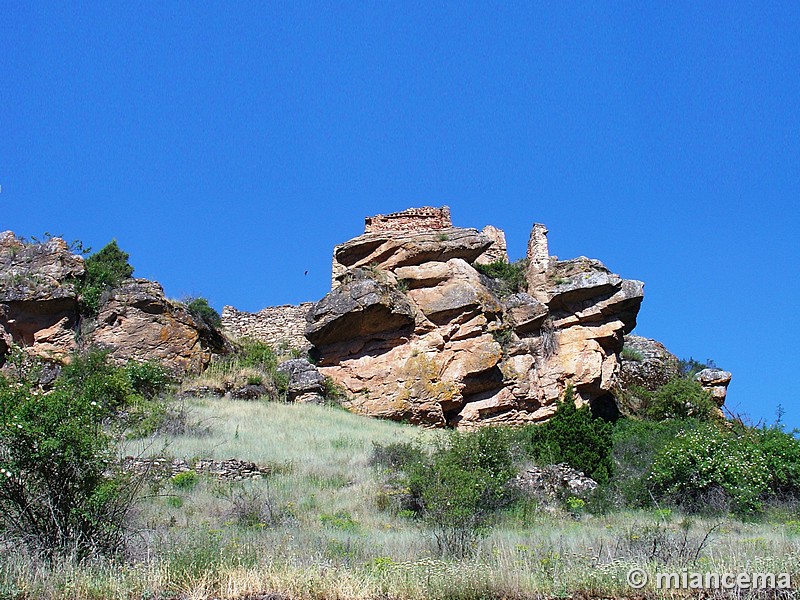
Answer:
[[3, 398, 800, 600]]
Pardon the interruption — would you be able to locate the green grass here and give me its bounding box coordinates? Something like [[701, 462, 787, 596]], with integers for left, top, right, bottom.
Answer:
[[4, 397, 799, 599]]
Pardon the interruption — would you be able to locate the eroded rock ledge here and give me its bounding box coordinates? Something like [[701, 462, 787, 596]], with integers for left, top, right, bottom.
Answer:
[[305, 207, 646, 428], [0, 231, 228, 374]]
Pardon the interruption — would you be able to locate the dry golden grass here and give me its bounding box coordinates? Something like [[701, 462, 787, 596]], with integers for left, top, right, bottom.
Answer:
[[3, 398, 799, 600]]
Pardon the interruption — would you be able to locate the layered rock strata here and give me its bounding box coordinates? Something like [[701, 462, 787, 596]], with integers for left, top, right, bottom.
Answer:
[[305, 208, 646, 428], [0, 232, 227, 374]]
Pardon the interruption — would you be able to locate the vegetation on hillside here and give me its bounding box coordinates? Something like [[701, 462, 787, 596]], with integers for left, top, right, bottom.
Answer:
[[473, 258, 529, 296], [0, 346, 170, 559], [76, 240, 134, 317], [1, 341, 799, 599]]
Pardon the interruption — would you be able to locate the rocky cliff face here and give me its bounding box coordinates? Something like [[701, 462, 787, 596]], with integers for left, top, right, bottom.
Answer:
[[0, 232, 228, 374], [0, 232, 84, 362], [305, 208, 645, 428], [90, 279, 229, 373]]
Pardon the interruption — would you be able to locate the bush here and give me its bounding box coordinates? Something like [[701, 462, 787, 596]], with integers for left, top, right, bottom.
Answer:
[[124, 360, 172, 400], [0, 349, 142, 558], [237, 338, 279, 371], [171, 470, 199, 491], [473, 259, 529, 296], [400, 428, 517, 558], [753, 425, 800, 498], [321, 375, 347, 406], [78, 240, 134, 317], [184, 297, 222, 328], [642, 377, 718, 421], [597, 418, 702, 509], [648, 423, 771, 514], [518, 386, 613, 483]]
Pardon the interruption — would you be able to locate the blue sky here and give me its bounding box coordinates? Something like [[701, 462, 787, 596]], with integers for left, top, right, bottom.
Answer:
[[2, 3, 798, 428]]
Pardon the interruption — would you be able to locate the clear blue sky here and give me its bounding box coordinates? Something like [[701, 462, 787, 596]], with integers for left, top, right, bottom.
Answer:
[[2, 3, 798, 429]]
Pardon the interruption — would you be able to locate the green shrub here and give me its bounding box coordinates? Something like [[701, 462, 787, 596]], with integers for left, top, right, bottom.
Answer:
[[518, 386, 614, 483], [171, 470, 199, 491], [59, 347, 136, 414], [370, 441, 426, 471], [124, 360, 172, 400], [78, 240, 134, 317], [643, 377, 718, 421], [753, 425, 800, 498], [0, 349, 142, 557], [320, 510, 360, 532], [648, 423, 771, 514], [321, 375, 347, 406], [237, 338, 279, 371], [401, 428, 517, 557], [597, 418, 702, 509], [184, 297, 222, 328], [473, 259, 529, 296]]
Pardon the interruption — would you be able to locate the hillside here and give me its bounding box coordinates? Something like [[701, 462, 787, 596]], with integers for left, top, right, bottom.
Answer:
[[2, 394, 797, 599]]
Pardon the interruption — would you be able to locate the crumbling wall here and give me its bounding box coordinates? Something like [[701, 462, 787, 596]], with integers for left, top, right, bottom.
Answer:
[[221, 303, 313, 351], [364, 206, 452, 233]]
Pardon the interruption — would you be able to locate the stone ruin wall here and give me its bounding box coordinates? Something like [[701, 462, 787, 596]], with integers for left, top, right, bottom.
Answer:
[[221, 303, 313, 351], [364, 206, 452, 233]]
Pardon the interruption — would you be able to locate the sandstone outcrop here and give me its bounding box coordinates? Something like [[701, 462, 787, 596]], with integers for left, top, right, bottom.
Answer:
[[619, 335, 681, 391], [306, 208, 646, 428], [331, 227, 493, 287], [0, 232, 84, 362], [695, 368, 732, 407], [0, 233, 228, 374], [89, 279, 229, 374]]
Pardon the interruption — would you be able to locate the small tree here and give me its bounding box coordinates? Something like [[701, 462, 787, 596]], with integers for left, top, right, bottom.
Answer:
[[403, 428, 516, 558], [522, 386, 614, 483], [79, 240, 134, 316], [184, 297, 222, 328], [0, 349, 144, 558]]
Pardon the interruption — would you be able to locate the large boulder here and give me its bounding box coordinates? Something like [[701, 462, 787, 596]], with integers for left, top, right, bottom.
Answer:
[[695, 368, 732, 407], [0, 232, 84, 362], [618, 335, 681, 391], [306, 271, 416, 358], [305, 209, 649, 428], [277, 358, 326, 403], [89, 279, 229, 374]]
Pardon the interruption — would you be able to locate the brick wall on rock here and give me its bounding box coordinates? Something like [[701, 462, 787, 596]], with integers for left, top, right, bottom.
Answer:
[[364, 206, 452, 234], [221, 303, 314, 351]]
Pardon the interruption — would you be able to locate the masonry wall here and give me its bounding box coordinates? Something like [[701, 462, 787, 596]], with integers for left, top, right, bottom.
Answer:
[[221, 303, 314, 351], [364, 206, 451, 233]]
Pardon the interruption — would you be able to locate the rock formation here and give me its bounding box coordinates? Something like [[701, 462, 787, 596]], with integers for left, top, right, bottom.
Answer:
[[694, 368, 732, 407], [0, 232, 228, 374], [619, 334, 732, 408], [277, 358, 327, 403], [305, 207, 646, 428], [618, 335, 681, 391], [0, 232, 84, 363], [90, 279, 229, 374]]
